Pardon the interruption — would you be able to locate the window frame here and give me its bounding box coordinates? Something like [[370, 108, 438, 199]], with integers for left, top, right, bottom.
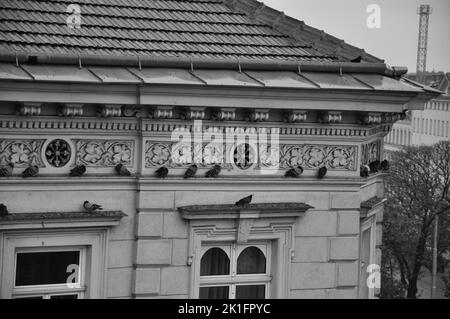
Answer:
[[199, 242, 271, 299], [0, 228, 109, 299]]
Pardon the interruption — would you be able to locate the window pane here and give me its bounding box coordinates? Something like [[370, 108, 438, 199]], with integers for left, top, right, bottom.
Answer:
[[236, 285, 265, 299], [199, 286, 229, 299], [50, 294, 78, 299], [200, 248, 230, 276], [16, 251, 80, 286], [237, 247, 266, 274]]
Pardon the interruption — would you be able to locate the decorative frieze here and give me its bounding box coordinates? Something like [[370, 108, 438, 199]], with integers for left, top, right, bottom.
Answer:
[[122, 105, 143, 118], [361, 140, 381, 165], [145, 141, 357, 171], [318, 111, 342, 124], [150, 106, 173, 119], [181, 107, 206, 120], [58, 104, 84, 117], [280, 144, 357, 170], [245, 109, 269, 122], [284, 110, 307, 123], [97, 104, 122, 117], [211, 108, 236, 121], [16, 103, 42, 116], [74, 140, 134, 167], [0, 139, 45, 167]]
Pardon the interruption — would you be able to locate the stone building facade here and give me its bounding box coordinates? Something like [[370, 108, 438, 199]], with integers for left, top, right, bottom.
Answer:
[[0, 0, 440, 299]]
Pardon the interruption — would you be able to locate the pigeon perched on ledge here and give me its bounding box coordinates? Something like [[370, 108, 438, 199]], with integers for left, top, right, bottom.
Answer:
[[22, 165, 39, 178], [184, 164, 198, 179], [380, 160, 389, 172], [235, 195, 253, 206], [369, 160, 381, 173], [285, 166, 304, 178], [155, 167, 169, 178], [83, 201, 103, 213], [318, 167, 327, 179], [205, 165, 221, 178], [0, 163, 14, 177], [70, 164, 86, 177], [115, 163, 131, 176], [360, 165, 370, 178], [0, 204, 9, 217]]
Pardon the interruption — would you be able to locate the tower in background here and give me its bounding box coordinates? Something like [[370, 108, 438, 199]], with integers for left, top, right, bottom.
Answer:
[[416, 4, 432, 84]]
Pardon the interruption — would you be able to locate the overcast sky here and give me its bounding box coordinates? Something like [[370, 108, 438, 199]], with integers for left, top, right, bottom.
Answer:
[[263, 0, 450, 73]]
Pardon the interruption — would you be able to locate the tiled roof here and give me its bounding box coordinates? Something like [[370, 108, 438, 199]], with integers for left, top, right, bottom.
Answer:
[[0, 0, 382, 63]]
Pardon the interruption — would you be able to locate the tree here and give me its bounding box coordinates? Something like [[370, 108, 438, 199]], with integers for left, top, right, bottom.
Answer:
[[382, 141, 450, 298]]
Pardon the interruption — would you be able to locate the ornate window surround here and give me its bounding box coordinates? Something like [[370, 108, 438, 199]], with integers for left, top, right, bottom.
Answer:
[[178, 202, 313, 299]]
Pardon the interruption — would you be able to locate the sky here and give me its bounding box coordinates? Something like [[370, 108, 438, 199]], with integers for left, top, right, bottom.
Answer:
[[262, 0, 450, 73]]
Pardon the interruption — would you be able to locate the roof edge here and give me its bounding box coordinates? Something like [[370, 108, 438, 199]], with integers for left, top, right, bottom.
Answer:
[[0, 51, 406, 77]]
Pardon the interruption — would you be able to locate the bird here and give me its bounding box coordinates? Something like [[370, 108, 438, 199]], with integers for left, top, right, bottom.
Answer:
[[0, 163, 14, 177], [0, 204, 9, 217], [351, 55, 362, 63], [205, 165, 221, 178], [155, 167, 169, 178], [380, 160, 389, 172], [115, 163, 131, 176], [22, 165, 39, 178], [318, 167, 327, 179], [235, 195, 253, 206], [285, 166, 304, 178], [369, 160, 381, 173], [360, 165, 370, 178], [69, 164, 86, 177], [83, 201, 103, 213], [184, 164, 198, 179]]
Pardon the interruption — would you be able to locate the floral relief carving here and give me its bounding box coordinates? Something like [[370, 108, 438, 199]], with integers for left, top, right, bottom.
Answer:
[[280, 144, 357, 170], [145, 143, 171, 167], [0, 139, 45, 167], [74, 140, 134, 167]]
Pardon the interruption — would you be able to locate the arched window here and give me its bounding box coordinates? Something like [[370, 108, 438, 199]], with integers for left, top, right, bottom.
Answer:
[[200, 248, 230, 276], [237, 247, 266, 274]]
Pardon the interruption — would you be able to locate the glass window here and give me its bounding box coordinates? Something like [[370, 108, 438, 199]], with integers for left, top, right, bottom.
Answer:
[[199, 286, 229, 299], [201, 248, 230, 276], [236, 285, 265, 299], [237, 247, 266, 274], [15, 251, 80, 286]]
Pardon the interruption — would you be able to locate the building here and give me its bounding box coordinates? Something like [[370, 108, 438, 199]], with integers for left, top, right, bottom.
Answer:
[[0, 0, 439, 299], [385, 73, 450, 151]]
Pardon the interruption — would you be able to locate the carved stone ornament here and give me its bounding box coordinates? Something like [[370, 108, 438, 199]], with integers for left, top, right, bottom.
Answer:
[[358, 112, 382, 125], [211, 108, 236, 121], [244, 109, 269, 122], [150, 106, 173, 119], [74, 140, 134, 166], [361, 140, 381, 165], [45, 139, 71, 167], [283, 110, 307, 123], [97, 104, 122, 117], [16, 102, 42, 116], [58, 104, 84, 117], [122, 105, 143, 118], [318, 111, 342, 124], [0, 139, 45, 167], [181, 107, 206, 120]]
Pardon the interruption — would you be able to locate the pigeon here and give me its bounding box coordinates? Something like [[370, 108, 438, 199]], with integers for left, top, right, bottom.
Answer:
[[369, 160, 381, 173], [115, 163, 131, 176], [318, 167, 327, 179], [205, 165, 221, 178], [380, 160, 389, 172], [83, 201, 103, 213], [360, 165, 370, 178], [0, 204, 9, 217], [22, 165, 39, 178], [155, 167, 169, 178], [184, 164, 198, 179], [70, 164, 86, 177], [285, 166, 304, 178], [0, 163, 14, 177], [351, 55, 362, 63], [235, 195, 253, 206]]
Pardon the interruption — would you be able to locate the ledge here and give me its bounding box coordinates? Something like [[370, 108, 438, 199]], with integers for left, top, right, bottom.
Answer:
[[0, 211, 127, 230], [178, 202, 313, 220], [360, 196, 386, 218]]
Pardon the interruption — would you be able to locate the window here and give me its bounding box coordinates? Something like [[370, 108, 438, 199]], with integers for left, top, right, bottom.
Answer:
[[12, 248, 85, 299], [199, 243, 270, 299]]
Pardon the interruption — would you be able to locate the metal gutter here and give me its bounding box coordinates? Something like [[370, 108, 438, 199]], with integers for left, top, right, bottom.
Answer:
[[0, 51, 407, 77]]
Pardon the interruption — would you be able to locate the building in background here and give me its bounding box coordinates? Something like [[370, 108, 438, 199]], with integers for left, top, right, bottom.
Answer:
[[384, 73, 450, 152], [0, 0, 439, 299]]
